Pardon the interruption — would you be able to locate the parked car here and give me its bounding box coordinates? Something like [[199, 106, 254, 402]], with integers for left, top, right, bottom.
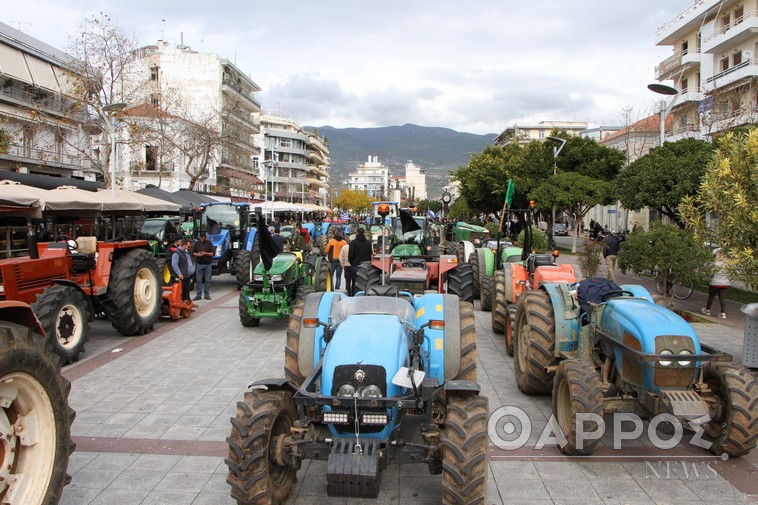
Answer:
[[554, 223, 568, 236]]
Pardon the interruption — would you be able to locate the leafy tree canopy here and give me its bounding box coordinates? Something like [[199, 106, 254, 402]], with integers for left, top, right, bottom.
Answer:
[[558, 134, 625, 181], [615, 138, 714, 226], [334, 189, 374, 213], [448, 195, 471, 219], [416, 199, 442, 213], [529, 172, 613, 220]]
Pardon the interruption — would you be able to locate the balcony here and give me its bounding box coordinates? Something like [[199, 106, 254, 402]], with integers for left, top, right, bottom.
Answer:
[[655, 0, 719, 45], [705, 59, 757, 89], [0, 81, 88, 122], [702, 11, 758, 53], [0, 143, 94, 171], [307, 165, 329, 178], [223, 107, 257, 131], [655, 49, 701, 80], [221, 78, 261, 110], [707, 104, 758, 133], [677, 87, 706, 104]]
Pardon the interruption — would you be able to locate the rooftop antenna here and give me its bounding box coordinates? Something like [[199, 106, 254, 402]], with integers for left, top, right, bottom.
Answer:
[[8, 21, 31, 32], [160, 19, 165, 41]]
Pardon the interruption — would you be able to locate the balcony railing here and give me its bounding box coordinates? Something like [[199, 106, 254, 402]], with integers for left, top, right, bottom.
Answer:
[[655, 0, 712, 41], [0, 82, 88, 122], [2, 143, 94, 169], [656, 49, 701, 79], [223, 107, 256, 128], [706, 59, 752, 83], [703, 11, 758, 43], [221, 78, 261, 109]]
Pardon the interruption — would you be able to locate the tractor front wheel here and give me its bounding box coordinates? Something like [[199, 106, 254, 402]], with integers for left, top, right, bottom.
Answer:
[[469, 249, 481, 299], [553, 359, 604, 455], [315, 257, 331, 292], [0, 321, 75, 504], [480, 274, 493, 312], [513, 290, 556, 394], [238, 291, 260, 327], [441, 394, 488, 505], [491, 270, 507, 334], [447, 264, 474, 303], [235, 250, 251, 290], [316, 235, 328, 255], [455, 301, 478, 381], [31, 285, 89, 364], [285, 304, 306, 385], [108, 250, 162, 336], [226, 389, 297, 505], [703, 362, 758, 457]]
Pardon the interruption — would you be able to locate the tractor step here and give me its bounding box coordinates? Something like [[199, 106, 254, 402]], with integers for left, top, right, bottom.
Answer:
[[657, 390, 709, 420], [327, 437, 382, 498]]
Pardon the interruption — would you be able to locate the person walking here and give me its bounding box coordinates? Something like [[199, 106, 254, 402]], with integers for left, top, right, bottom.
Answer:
[[602, 232, 621, 283], [272, 227, 288, 253], [325, 233, 347, 290], [339, 237, 351, 295], [702, 249, 731, 319], [193, 232, 214, 300], [171, 239, 196, 302], [347, 228, 373, 296]]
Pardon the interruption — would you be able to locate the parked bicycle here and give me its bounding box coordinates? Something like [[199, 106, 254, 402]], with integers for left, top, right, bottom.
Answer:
[[654, 268, 694, 300]]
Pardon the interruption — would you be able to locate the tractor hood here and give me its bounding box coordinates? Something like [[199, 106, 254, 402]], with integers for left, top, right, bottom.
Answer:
[[501, 246, 524, 263], [208, 228, 230, 250], [601, 298, 699, 343], [253, 252, 297, 274], [392, 244, 422, 257]]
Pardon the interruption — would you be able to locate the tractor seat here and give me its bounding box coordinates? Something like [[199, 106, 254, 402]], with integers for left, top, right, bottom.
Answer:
[[365, 284, 399, 297], [526, 254, 553, 275]]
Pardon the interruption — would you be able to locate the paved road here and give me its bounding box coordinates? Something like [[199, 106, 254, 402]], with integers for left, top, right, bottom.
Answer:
[[58, 273, 758, 505]]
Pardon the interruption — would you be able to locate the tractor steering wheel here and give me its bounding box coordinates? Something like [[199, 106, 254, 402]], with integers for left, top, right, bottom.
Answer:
[[56, 235, 79, 251], [601, 290, 635, 302]]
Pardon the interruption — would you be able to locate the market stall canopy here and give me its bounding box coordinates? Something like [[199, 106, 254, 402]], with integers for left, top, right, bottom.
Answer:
[[136, 186, 193, 214], [0, 180, 42, 217], [173, 188, 218, 206], [107, 190, 182, 213]]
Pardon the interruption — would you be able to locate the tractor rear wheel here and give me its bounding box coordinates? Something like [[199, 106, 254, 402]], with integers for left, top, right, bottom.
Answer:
[[31, 285, 89, 364], [296, 283, 313, 303], [491, 270, 507, 334], [553, 359, 604, 455], [447, 264, 474, 303], [702, 362, 758, 457], [469, 249, 481, 299], [316, 235, 328, 255], [441, 394, 488, 505], [455, 241, 466, 263], [0, 320, 75, 504], [238, 291, 260, 327], [315, 257, 330, 292], [480, 275, 493, 312], [285, 304, 306, 385], [505, 305, 517, 357], [227, 389, 297, 505], [108, 249, 162, 336], [513, 290, 556, 394], [455, 301, 478, 381], [353, 262, 381, 293]]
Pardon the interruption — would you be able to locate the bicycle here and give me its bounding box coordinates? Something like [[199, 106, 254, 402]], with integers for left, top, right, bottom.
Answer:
[[654, 268, 694, 300]]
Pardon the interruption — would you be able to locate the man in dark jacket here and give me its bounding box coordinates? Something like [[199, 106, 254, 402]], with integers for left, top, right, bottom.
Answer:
[[602, 232, 622, 282], [272, 227, 288, 253], [347, 228, 373, 296]]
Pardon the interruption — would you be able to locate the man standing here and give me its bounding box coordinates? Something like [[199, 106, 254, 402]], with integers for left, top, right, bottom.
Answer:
[[193, 232, 214, 300], [347, 228, 372, 295], [272, 227, 288, 253], [171, 239, 196, 302], [602, 232, 622, 283], [325, 233, 347, 290], [339, 237, 351, 295]]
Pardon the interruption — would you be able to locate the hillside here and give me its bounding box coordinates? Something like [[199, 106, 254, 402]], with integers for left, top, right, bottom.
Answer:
[[305, 124, 497, 198]]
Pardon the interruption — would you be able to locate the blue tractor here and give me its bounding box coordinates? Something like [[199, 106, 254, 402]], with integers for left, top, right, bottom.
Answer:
[[226, 288, 488, 503], [194, 202, 259, 288], [514, 278, 758, 456]]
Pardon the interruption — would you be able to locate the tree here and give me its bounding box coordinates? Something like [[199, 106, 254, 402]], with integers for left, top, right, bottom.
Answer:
[[679, 128, 758, 290], [334, 189, 374, 213], [416, 199, 442, 214], [448, 195, 471, 220], [618, 222, 713, 305], [615, 138, 714, 227]]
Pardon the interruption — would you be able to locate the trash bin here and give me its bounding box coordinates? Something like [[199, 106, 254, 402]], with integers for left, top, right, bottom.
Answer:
[[741, 303, 758, 368]]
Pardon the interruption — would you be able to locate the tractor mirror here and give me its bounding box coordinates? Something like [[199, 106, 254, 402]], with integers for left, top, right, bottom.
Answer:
[[552, 249, 560, 258], [303, 318, 320, 328]]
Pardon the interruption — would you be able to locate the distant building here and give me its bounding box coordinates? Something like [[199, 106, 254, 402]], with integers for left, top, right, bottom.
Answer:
[[580, 126, 622, 141], [348, 156, 389, 199], [493, 121, 588, 146], [0, 22, 96, 182], [404, 161, 427, 202], [255, 113, 330, 206], [388, 174, 406, 202], [654, 0, 758, 141]]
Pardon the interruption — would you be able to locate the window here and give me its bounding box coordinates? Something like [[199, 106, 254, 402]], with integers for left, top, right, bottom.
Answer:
[[150, 65, 159, 81], [721, 57, 729, 72], [145, 146, 157, 171], [681, 40, 689, 55], [149, 93, 160, 107], [734, 6, 744, 24], [733, 52, 742, 66], [721, 13, 731, 29], [681, 78, 688, 94], [538, 131, 545, 139], [279, 139, 291, 148]]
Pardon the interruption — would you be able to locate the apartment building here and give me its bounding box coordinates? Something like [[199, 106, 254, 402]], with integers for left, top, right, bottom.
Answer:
[[493, 121, 588, 146], [0, 22, 96, 183], [121, 41, 262, 197], [655, 0, 758, 140], [348, 156, 389, 199], [255, 113, 330, 206], [404, 161, 427, 202]]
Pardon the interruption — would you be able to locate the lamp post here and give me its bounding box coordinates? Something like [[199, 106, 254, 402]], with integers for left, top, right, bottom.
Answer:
[[647, 83, 680, 147], [546, 136, 566, 249], [100, 103, 127, 195]]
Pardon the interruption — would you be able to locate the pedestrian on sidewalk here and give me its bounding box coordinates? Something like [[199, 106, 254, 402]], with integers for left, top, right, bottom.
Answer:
[[339, 236, 351, 295], [702, 249, 731, 319], [348, 228, 372, 296], [325, 233, 347, 290], [602, 232, 621, 283], [193, 232, 214, 300], [171, 239, 196, 302]]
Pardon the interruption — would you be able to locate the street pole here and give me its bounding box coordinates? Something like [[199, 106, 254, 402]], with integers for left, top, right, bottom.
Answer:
[[546, 136, 566, 250], [109, 117, 117, 196]]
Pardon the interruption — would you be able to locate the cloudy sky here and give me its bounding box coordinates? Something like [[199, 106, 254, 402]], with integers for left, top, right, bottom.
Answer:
[[4, 0, 693, 134]]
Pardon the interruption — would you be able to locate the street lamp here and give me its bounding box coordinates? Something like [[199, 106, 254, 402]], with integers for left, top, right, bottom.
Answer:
[[546, 136, 566, 249], [647, 83, 680, 147], [100, 102, 127, 195]]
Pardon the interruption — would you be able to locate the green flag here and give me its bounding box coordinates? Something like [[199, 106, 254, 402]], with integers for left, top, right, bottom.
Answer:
[[504, 179, 515, 208]]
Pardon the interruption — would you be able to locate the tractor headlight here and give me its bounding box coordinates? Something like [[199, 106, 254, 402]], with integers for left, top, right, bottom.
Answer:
[[360, 385, 383, 398], [678, 349, 692, 367], [659, 349, 674, 367], [253, 274, 264, 281], [323, 411, 349, 424], [336, 384, 356, 397], [270, 274, 283, 282]]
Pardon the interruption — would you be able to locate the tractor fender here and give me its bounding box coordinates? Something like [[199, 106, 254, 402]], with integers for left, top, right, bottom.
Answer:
[[503, 263, 514, 303], [0, 301, 45, 336], [413, 293, 455, 382], [542, 283, 582, 355], [443, 380, 481, 395], [619, 284, 654, 303], [298, 292, 344, 376], [50, 279, 97, 321], [243, 227, 257, 251], [460, 241, 475, 263], [248, 377, 299, 394], [482, 248, 495, 277]]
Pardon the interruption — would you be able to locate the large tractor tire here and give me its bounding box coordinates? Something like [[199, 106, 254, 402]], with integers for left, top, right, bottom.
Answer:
[[315, 235, 328, 255], [455, 241, 466, 264], [444, 243, 456, 255], [0, 320, 75, 504], [353, 261, 381, 294], [447, 264, 475, 303], [31, 285, 89, 364], [285, 304, 306, 385], [505, 305, 517, 357], [441, 394, 488, 505], [455, 301, 478, 381], [491, 270, 507, 334], [315, 257, 331, 292], [553, 360, 604, 455], [703, 362, 758, 457], [235, 240, 260, 290], [227, 389, 297, 505], [296, 283, 314, 303], [513, 290, 556, 394], [108, 249, 162, 336], [469, 249, 481, 299], [238, 291, 260, 327], [480, 275, 493, 312]]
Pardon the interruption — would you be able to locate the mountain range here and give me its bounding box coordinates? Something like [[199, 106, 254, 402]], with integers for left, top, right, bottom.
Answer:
[[305, 124, 497, 198]]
